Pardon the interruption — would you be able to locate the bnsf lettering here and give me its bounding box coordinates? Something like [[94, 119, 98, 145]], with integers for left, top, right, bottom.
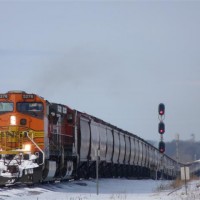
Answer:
[[22, 94, 34, 99], [0, 94, 8, 99], [0, 132, 15, 137]]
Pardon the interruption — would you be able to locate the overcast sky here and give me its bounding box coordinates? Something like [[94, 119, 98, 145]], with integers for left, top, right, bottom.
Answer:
[[0, 1, 200, 142]]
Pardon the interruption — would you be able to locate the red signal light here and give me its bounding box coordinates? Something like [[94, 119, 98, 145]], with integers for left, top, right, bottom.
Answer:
[[160, 148, 164, 153], [159, 141, 165, 153], [158, 122, 165, 134], [158, 103, 165, 116], [159, 110, 164, 115]]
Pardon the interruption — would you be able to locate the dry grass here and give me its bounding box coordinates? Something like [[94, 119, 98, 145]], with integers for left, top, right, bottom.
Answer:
[[170, 175, 200, 189], [170, 178, 185, 189], [156, 177, 193, 192]]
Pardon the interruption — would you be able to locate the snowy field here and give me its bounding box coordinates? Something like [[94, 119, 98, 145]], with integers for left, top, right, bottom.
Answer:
[[0, 178, 200, 200]]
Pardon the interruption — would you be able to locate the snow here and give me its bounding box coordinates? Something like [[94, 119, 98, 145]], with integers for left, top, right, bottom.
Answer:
[[0, 178, 200, 200]]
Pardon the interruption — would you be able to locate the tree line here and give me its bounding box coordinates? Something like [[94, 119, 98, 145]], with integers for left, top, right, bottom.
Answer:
[[149, 140, 200, 163]]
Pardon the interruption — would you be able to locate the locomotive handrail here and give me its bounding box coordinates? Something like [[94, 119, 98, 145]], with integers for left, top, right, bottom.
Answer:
[[24, 131, 45, 166]]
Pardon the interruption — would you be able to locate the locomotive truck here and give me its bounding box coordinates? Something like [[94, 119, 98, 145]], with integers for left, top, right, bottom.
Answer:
[[0, 90, 178, 185]]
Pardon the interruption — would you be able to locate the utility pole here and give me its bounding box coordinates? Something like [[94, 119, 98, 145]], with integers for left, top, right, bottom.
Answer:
[[96, 149, 100, 195], [176, 133, 179, 176]]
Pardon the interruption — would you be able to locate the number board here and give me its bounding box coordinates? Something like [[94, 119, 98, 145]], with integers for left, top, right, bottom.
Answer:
[[22, 94, 35, 99], [0, 94, 8, 99]]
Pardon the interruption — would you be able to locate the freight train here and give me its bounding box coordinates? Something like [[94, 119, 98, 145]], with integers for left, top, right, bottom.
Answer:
[[0, 90, 178, 186]]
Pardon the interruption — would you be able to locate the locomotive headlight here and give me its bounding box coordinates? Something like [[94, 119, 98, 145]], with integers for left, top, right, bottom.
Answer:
[[24, 144, 31, 151], [10, 115, 16, 125]]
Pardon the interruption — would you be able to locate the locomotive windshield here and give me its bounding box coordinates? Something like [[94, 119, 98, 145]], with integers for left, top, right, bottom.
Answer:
[[0, 102, 14, 113], [17, 102, 43, 118]]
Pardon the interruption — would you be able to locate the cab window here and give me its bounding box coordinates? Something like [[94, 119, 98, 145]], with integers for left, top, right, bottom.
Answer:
[[0, 102, 14, 113], [17, 102, 43, 118]]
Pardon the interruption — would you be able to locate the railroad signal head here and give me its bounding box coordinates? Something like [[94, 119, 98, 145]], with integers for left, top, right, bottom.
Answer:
[[158, 103, 165, 116], [159, 141, 165, 153], [158, 121, 165, 134]]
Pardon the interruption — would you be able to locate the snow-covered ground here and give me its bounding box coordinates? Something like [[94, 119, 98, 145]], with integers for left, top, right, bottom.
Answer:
[[0, 178, 200, 200]]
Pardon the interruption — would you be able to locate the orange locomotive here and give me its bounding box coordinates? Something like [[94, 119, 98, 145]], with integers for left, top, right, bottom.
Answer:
[[0, 91, 74, 185]]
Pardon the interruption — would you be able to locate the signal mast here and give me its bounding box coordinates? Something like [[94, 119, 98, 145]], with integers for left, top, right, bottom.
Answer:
[[158, 103, 165, 153]]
